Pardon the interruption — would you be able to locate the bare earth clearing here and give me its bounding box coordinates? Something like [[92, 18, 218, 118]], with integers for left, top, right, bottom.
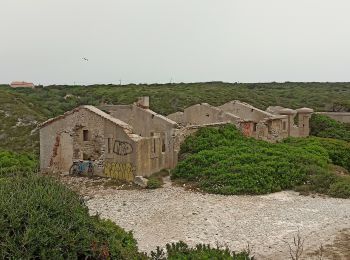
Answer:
[[61, 175, 350, 259]]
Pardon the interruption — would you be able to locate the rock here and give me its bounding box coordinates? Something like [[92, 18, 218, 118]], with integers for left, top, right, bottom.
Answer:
[[134, 176, 149, 188]]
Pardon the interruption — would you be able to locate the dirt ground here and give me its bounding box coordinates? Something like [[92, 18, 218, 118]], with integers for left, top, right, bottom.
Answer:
[[306, 229, 350, 260], [60, 175, 350, 259]]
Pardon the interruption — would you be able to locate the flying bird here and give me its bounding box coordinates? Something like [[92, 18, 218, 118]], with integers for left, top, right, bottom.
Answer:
[[82, 57, 89, 61]]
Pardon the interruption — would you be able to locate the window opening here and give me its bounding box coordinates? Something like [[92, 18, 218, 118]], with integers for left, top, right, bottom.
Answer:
[[83, 130, 89, 141]]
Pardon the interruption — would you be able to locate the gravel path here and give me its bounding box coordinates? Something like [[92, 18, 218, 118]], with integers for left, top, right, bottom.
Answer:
[[86, 182, 350, 259]]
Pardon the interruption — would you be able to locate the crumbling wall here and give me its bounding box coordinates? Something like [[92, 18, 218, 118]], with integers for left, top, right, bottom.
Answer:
[[167, 111, 185, 125], [267, 119, 284, 141], [40, 108, 136, 177], [219, 101, 274, 122], [100, 105, 133, 125], [267, 106, 313, 138], [102, 119, 138, 179], [317, 112, 350, 123], [40, 109, 106, 173], [103, 104, 179, 170], [181, 103, 240, 126]]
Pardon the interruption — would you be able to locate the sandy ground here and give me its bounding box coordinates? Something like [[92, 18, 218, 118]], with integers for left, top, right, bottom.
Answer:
[[61, 175, 350, 259]]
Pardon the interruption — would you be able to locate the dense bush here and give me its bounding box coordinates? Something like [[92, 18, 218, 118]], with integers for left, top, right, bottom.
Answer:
[[172, 125, 350, 197], [283, 137, 350, 172], [150, 241, 253, 260], [310, 114, 350, 142], [0, 175, 146, 259], [0, 151, 38, 177]]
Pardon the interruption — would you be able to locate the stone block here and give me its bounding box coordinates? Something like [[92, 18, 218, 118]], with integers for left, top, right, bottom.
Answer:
[[134, 176, 149, 188]]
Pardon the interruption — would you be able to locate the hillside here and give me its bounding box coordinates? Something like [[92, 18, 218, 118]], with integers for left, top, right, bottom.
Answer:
[[1, 82, 350, 153], [0, 88, 45, 153]]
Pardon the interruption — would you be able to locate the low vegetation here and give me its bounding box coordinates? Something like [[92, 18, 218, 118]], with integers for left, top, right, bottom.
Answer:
[[0, 151, 38, 178], [147, 177, 163, 189], [0, 90, 44, 153], [150, 241, 253, 260], [0, 174, 147, 259], [1, 82, 350, 153], [147, 170, 169, 189], [172, 125, 350, 198], [310, 113, 350, 142]]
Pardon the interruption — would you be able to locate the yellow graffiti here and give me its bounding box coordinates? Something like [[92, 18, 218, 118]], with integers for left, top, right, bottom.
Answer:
[[104, 162, 135, 181]]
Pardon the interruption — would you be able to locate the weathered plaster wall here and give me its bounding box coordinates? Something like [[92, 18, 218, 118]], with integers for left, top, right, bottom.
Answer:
[[317, 112, 350, 124], [297, 113, 312, 137], [268, 119, 287, 141], [167, 112, 185, 125], [102, 119, 139, 179], [219, 101, 274, 122], [180, 103, 240, 126], [101, 105, 133, 125], [103, 104, 179, 170], [40, 109, 105, 173], [267, 106, 312, 138]]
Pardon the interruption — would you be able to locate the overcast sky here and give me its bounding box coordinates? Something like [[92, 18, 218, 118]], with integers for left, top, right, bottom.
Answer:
[[1, 0, 349, 85]]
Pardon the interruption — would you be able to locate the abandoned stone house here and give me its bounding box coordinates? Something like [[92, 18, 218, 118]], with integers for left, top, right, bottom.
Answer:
[[39, 97, 313, 180], [167, 100, 313, 141]]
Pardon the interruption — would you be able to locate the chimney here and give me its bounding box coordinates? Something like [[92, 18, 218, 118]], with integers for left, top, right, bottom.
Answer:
[[136, 96, 150, 109]]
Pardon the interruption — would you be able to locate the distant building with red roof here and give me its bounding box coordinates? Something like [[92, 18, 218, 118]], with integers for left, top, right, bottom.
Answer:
[[10, 81, 35, 88]]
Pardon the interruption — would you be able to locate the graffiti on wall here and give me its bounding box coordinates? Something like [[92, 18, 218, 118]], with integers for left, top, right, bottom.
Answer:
[[113, 141, 133, 156], [104, 162, 135, 181]]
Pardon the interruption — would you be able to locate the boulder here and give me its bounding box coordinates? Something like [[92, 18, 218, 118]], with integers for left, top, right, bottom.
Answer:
[[134, 176, 149, 188]]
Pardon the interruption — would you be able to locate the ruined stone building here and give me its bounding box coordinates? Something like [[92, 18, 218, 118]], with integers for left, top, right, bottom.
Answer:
[[40, 97, 179, 180], [40, 97, 313, 179], [167, 100, 313, 142]]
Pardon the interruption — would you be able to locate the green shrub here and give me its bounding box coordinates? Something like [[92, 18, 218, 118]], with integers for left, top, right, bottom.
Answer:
[[173, 125, 350, 197], [0, 175, 146, 259], [308, 171, 338, 194], [329, 177, 350, 199], [310, 114, 350, 142], [147, 177, 162, 189], [0, 151, 38, 178], [150, 241, 253, 260], [284, 137, 350, 171]]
